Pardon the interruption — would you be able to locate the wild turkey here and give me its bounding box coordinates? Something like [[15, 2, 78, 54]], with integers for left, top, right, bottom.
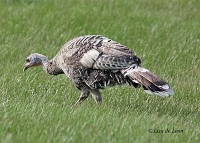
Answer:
[[23, 35, 174, 104]]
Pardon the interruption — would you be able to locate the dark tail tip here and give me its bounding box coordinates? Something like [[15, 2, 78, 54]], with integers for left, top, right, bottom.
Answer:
[[143, 83, 174, 97]]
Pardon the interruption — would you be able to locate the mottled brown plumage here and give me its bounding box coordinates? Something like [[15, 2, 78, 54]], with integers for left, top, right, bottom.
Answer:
[[23, 35, 174, 104]]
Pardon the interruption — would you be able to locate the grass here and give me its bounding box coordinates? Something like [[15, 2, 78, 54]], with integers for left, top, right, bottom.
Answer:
[[0, 0, 200, 142]]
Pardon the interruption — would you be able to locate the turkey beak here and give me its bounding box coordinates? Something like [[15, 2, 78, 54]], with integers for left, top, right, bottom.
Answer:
[[23, 64, 29, 71]]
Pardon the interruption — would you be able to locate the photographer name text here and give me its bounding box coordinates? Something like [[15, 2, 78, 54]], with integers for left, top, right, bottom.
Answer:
[[148, 128, 183, 134]]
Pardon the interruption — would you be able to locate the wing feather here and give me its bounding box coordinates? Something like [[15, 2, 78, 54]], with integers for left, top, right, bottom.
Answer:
[[57, 35, 140, 70], [78, 35, 140, 69]]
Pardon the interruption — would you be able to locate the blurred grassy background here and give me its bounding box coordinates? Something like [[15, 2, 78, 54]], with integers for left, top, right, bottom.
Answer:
[[0, 0, 199, 142]]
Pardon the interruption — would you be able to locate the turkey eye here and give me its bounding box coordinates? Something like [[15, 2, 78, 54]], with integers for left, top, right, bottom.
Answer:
[[26, 59, 30, 62]]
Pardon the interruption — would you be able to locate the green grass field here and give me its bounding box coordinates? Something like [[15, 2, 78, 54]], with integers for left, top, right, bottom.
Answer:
[[0, 0, 200, 142]]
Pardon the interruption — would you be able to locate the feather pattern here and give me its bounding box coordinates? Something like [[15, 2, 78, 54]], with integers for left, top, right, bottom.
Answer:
[[24, 35, 174, 104]]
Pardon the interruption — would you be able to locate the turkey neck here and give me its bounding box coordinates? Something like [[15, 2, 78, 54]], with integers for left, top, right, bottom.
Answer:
[[40, 56, 64, 75]]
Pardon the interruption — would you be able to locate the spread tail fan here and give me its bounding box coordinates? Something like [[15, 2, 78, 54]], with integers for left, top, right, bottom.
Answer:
[[123, 66, 174, 97]]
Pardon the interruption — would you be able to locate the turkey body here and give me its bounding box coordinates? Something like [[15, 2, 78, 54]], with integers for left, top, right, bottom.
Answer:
[[55, 35, 139, 89], [24, 35, 174, 104]]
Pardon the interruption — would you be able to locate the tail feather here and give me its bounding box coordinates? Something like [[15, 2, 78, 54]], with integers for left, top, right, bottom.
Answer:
[[123, 66, 174, 97]]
